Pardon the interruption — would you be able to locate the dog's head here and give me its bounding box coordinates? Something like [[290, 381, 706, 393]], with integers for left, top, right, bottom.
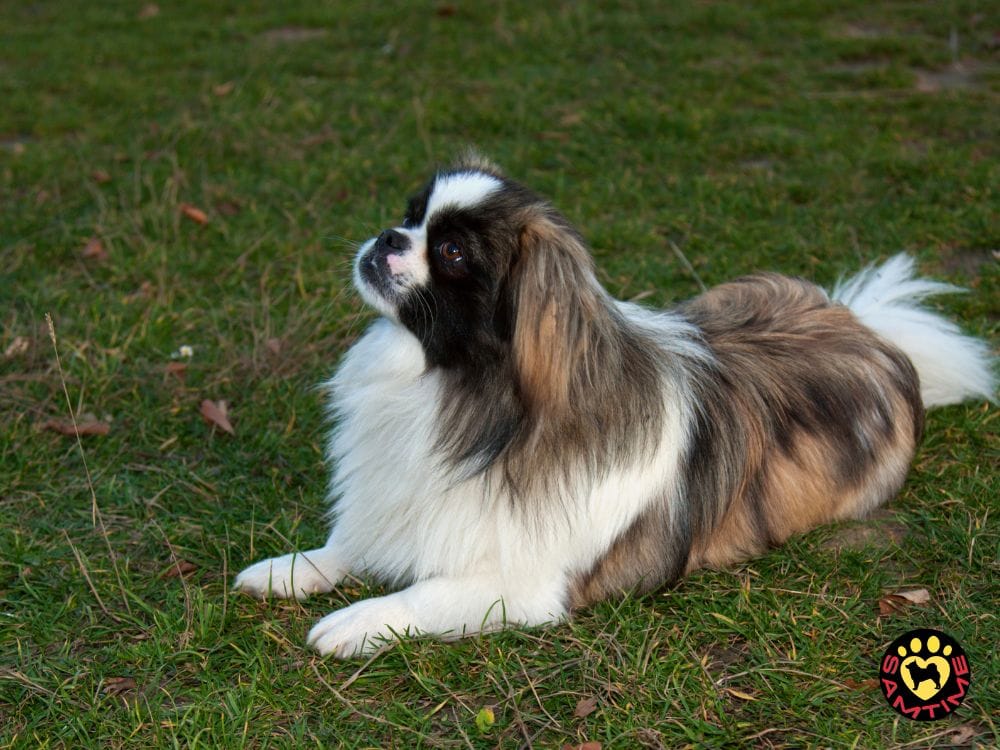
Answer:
[[353, 155, 608, 411]]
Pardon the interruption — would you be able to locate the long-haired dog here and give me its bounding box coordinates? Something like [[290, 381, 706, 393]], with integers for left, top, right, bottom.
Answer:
[[235, 155, 995, 657]]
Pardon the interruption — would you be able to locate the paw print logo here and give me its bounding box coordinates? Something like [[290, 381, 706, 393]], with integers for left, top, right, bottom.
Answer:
[[880, 629, 971, 721], [897, 634, 951, 700]]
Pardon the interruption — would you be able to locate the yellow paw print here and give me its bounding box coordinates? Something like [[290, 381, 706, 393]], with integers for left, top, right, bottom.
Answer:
[[897, 634, 951, 700]]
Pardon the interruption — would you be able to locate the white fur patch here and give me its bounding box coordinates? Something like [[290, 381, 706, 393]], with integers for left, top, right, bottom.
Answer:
[[424, 171, 502, 222], [832, 254, 997, 406], [277, 313, 705, 657], [233, 545, 347, 600]]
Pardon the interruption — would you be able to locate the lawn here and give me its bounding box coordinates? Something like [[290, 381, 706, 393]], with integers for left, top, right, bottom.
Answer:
[[1, 1, 997, 747]]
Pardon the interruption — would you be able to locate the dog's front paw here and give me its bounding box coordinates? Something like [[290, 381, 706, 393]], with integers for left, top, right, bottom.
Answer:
[[233, 551, 342, 601], [307, 596, 417, 658]]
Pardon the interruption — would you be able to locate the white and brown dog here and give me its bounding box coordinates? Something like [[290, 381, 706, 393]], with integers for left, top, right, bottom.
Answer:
[[235, 155, 995, 657]]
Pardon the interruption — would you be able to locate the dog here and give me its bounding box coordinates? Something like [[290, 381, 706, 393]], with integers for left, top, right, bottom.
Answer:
[[904, 661, 943, 691], [234, 154, 995, 657]]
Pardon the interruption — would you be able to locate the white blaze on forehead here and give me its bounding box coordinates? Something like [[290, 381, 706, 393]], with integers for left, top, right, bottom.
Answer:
[[423, 171, 502, 226]]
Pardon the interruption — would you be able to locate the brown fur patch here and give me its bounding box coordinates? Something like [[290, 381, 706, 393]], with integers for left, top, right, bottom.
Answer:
[[569, 502, 686, 609], [488, 210, 668, 498], [513, 218, 603, 412], [567, 273, 924, 607], [681, 274, 923, 572]]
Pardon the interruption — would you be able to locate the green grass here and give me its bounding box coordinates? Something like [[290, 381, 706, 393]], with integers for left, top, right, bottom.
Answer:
[[2, 0, 998, 747]]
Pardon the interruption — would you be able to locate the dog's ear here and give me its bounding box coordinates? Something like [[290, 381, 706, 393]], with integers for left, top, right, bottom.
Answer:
[[510, 213, 606, 412]]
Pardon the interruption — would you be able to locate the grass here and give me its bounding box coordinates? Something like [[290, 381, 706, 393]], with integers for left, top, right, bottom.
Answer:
[[1, 0, 997, 747]]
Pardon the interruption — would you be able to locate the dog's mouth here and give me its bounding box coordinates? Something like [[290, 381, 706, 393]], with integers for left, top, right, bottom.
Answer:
[[353, 239, 406, 319]]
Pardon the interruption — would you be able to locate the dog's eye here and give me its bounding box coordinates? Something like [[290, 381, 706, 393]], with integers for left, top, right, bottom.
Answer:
[[438, 241, 464, 263]]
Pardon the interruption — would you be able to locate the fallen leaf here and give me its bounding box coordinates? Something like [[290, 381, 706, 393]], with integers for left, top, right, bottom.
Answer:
[[91, 169, 112, 184], [436, 4, 458, 16], [137, 3, 159, 19], [562, 743, 602, 750], [165, 362, 187, 379], [895, 588, 931, 604], [82, 237, 108, 261], [180, 203, 209, 225], [878, 596, 905, 616], [212, 81, 234, 97], [4, 336, 29, 358], [102, 676, 137, 695], [265, 338, 282, 355], [723, 687, 756, 701], [41, 418, 110, 437], [200, 399, 234, 435], [878, 588, 931, 616], [574, 696, 598, 718], [161, 559, 197, 579]]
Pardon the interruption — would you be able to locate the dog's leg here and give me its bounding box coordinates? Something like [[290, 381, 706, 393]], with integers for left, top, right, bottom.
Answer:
[[306, 573, 567, 657], [233, 539, 348, 600]]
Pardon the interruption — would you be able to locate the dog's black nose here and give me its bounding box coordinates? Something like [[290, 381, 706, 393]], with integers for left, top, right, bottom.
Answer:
[[376, 229, 408, 252]]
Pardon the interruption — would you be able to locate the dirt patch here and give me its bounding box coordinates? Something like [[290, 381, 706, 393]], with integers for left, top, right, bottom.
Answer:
[[819, 509, 908, 553], [837, 23, 891, 40], [938, 248, 998, 281], [914, 65, 980, 92], [259, 27, 328, 43]]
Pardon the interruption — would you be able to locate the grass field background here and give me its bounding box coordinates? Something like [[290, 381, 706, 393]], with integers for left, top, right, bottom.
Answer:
[[1, 1, 997, 747]]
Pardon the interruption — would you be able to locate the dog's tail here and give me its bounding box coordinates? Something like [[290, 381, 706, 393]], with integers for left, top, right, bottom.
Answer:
[[831, 254, 996, 408]]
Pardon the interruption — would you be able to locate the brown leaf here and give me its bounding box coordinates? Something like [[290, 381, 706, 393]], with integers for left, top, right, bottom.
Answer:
[[200, 399, 234, 434], [91, 169, 112, 184], [82, 237, 108, 261], [877, 588, 931, 616], [563, 744, 603, 750], [895, 588, 930, 604], [41, 418, 110, 437], [265, 338, 283, 355], [165, 362, 188, 379], [161, 559, 197, 579], [212, 81, 235, 97], [573, 696, 599, 718], [436, 4, 458, 16], [180, 203, 209, 225], [102, 676, 137, 695], [137, 4, 159, 19]]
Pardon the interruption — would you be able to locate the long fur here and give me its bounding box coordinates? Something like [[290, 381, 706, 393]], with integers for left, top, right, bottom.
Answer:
[[234, 158, 996, 657]]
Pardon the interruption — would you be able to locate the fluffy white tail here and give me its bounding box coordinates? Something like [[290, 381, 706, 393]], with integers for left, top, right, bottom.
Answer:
[[831, 254, 996, 407]]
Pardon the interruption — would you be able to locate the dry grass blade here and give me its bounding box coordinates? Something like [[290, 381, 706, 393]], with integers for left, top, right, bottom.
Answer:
[[46, 314, 132, 616]]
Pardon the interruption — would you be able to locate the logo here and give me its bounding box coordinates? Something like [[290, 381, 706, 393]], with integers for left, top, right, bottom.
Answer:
[[879, 629, 971, 721]]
